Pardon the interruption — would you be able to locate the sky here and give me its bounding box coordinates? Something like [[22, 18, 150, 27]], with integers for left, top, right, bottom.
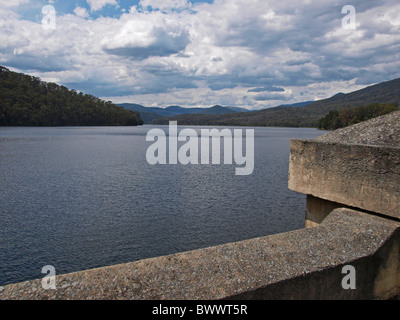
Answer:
[[0, 0, 399, 110]]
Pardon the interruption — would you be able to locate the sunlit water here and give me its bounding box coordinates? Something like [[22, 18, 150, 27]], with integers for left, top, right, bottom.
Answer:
[[0, 125, 327, 285]]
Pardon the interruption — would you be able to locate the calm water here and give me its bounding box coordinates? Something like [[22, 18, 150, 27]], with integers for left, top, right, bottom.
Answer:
[[0, 125, 326, 286]]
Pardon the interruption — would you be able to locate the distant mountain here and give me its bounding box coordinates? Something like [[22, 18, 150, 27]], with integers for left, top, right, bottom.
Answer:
[[275, 101, 314, 108], [118, 103, 249, 124], [164, 106, 204, 115], [117, 103, 168, 123], [153, 78, 400, 127], [134, 111, 164, 124], [196, 105, 241, 115], [118, 103, 177, 117]]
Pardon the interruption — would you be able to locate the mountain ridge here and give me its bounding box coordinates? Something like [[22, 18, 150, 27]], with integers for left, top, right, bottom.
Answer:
[[118, 103, 249, 124], [152, 78, 400, 127]]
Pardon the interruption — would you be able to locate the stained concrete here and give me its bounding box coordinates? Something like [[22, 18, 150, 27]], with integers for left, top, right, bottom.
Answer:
[[289, 111, 400, 220]]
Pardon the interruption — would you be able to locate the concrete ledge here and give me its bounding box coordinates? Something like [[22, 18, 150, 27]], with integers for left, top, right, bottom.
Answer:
[[1, 208, 399, 300], [288, 139, 400, 220]]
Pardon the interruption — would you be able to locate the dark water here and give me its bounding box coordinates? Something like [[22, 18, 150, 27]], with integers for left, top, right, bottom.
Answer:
[[0, 125, 326, 286]]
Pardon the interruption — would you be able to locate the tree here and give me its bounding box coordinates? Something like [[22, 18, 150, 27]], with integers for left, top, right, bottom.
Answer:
[[0, 66, 144, 126], [317, 103, 398, 130]]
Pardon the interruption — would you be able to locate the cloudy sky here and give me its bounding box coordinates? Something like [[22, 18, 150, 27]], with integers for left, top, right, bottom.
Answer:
[[0, 0, 399, 109]]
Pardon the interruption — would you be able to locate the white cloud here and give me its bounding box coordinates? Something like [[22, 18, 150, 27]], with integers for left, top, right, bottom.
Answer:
[[139, 0, 190, 11], [74, 7, 89, 18], [86, 0, 118, 12], [1, 0, 400, 109], [252, 91, 293, 102], [0, 0, 29, 7], [100, 9, 191, 60]]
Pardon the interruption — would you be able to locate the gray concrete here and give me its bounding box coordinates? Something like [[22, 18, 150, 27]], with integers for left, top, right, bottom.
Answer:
[[316, 110, 400, 148], [288, 112, 400, 220], [1, 208, 399, 300], [305, 195, 346, 228]]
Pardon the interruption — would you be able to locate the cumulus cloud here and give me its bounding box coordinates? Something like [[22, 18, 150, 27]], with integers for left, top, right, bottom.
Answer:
[[252, 91, 293, 102], [101, 15, 191, 60], [248, 86, 285, 93], [86, 0, 117, 12], [1, 0, 399, 109], [139, 0, 190, 11], [0, 0, 29, 7], [74, 7, 89, 18]]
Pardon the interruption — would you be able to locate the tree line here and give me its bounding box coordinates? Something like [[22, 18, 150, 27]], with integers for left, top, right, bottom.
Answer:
[[0, 66, 143, 126], [317, 103, 398, 130]]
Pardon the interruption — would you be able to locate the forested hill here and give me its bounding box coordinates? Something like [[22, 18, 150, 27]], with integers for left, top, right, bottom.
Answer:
[[118, 103, 249, 124], [0, 66, 143, 126], [153, 78, 400, 127], [317, 103, 398, 130]]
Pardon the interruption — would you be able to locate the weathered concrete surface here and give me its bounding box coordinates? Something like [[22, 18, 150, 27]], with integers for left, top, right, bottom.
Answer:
[[316, 110, 400, 148], [289, 111, 400, 220], [1, 208, 399, 300]]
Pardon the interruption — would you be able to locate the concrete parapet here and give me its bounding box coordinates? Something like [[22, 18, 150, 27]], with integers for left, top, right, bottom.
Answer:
[[1, 208, 399, 300], [289, 111, 400, 222]]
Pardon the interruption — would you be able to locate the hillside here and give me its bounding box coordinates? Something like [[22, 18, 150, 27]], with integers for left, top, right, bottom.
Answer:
[[0, 66, 143, 126], [118, 103, 204, 124], [153, 78, 400, 127], [118, 103, 203, 117], [196, 105, 242, 115], [118, 103, 248, 124], [317, 103, 398, 130], [276, 101, 314, 108]]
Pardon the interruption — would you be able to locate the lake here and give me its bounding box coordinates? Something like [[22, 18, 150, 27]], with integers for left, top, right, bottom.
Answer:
[[0, 125, 327, 286]]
